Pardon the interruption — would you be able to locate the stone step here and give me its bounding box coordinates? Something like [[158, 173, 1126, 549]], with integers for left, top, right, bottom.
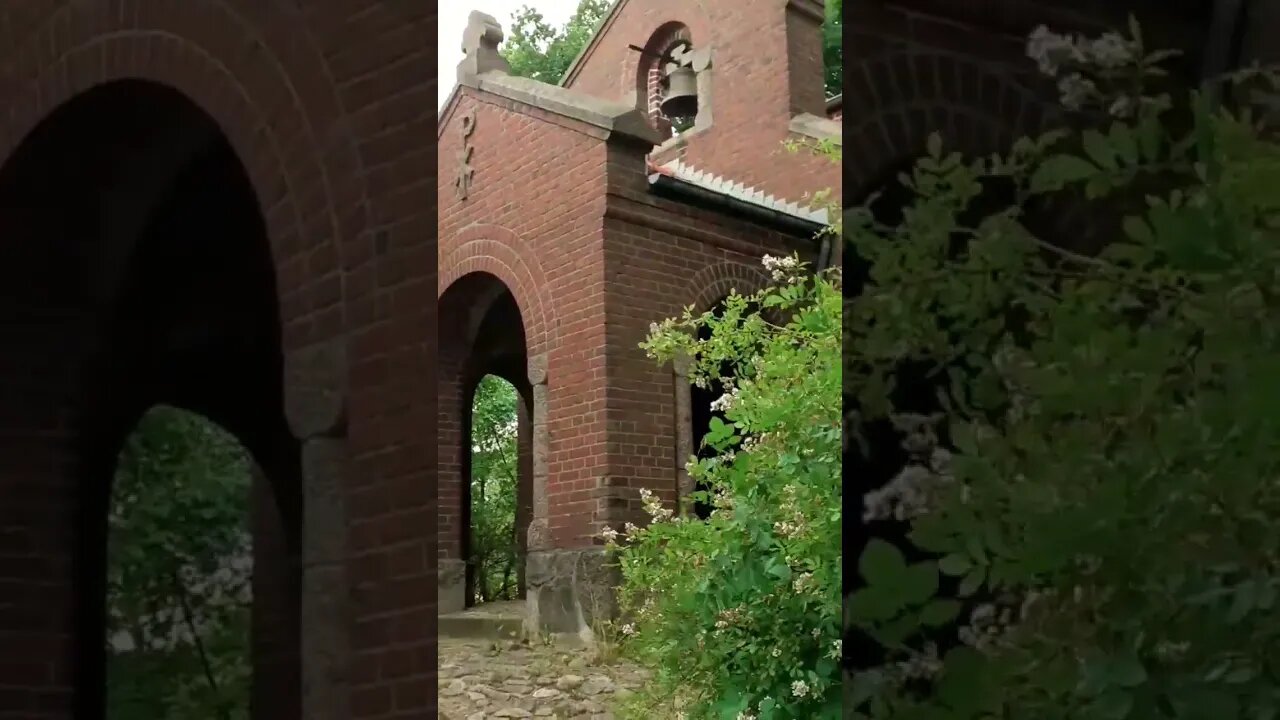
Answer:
[[439, 601, 527, 640]]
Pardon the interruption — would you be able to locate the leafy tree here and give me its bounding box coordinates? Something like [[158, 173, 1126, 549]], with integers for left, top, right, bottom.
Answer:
[[843, 20, 1280, 720], [106, 406, 252, 720], [502, 0, 843, 99], [824, 0, 842, 99], [502, 0, 613, 85], [469, 375, 520, 603]]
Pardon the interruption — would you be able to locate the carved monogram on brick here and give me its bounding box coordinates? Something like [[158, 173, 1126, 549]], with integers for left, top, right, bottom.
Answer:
[[456, 110, 477, 200]]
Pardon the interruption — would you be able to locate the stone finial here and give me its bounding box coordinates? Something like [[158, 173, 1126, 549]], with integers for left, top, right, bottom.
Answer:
[[458, 10, 511, 84]]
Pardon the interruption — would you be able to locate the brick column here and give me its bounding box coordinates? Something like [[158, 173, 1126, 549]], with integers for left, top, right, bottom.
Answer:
[[515, 394, 533, 598]]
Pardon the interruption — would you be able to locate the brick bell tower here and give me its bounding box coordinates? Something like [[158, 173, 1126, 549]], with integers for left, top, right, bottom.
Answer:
[[437, 1, 839, 638]]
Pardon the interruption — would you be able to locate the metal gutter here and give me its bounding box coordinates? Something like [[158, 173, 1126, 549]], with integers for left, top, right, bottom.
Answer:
[[647, 172, 828, 243]]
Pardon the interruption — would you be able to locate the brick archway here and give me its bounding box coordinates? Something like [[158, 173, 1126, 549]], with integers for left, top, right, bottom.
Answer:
[[0, 9, 357, 319], [0, 4, 374, 719], [439, 224, 555, 356], [687, 259, 772, 313], [844, 53, 1050, 199]]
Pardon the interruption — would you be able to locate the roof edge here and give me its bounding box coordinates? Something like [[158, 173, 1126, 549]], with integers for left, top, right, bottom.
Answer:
[[449, 70, 663, 145], [789, 113, 842, 146], [560, 0, 630, 89], [437, 85, 462, 139]]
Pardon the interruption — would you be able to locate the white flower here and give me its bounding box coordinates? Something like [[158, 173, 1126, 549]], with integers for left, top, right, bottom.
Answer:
[[599, 526, 619, 542], [792, 573, 814, 593], [1057, 73, 1096, 111], [710, 385, 739, 412], [1108, 95, 1135, 118], [762, 253, 804, 282], [639, 487, 674, 521], [791, 679, 810, 698], [828, 639, 842, 659], [1026, 25, 1082, 76], [811, 628, 822, 640], [1085, 32, 1134, 68], [771, 647, 782, 658], [621, 623, 636, 636], [736, 712, 756, 720]]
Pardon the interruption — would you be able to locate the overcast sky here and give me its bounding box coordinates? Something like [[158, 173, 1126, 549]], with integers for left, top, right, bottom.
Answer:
[[438, 0, 582, 110]]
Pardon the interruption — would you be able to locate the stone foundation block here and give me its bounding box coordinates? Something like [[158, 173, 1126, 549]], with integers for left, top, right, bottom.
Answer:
[[438, 558, 466, 614], [524, 547, 619, 641]]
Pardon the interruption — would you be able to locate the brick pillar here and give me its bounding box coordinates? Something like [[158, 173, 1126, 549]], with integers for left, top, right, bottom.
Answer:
[[785, 0, 829, 117], [282, 339, 350, 720], [0, 307, 86, 719], [436, 350, 467, 613], [515, 393, 533, 598], [249, 465, 301, 720]]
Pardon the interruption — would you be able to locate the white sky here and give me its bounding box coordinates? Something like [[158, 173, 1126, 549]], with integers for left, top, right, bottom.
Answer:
[[438, 0, 583, 110]]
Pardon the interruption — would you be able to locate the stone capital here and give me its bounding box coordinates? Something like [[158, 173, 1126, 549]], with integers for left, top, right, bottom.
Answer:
[[285, 339, 347, 439], [527, 353, 548, 386]]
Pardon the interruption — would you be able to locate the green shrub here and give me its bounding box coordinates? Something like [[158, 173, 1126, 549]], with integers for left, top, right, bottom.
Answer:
[[609, 253, 842, 720], [844, 20, 1280, 720]]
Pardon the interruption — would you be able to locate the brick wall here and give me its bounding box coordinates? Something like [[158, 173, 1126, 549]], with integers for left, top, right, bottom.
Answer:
[[598, 169, 817, 530], [0, 1, 438, 719], [438, 78, 828, 552], [563, 0, 841, 207], [843, 0, 1213, 200], [438, 91, 612, 551]]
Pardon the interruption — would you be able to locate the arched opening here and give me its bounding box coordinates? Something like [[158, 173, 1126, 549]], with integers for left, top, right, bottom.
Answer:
[[636, 21, 704, 141], [466, 375, 523, 605], [0, 80, 300, 719], [686, 295, 760, 520], [438, 273, 533, 619], [105, 406, 254, 720]]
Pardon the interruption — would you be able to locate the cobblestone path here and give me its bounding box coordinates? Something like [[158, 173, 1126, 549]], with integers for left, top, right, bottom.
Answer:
[[438, 637, 651, 720]]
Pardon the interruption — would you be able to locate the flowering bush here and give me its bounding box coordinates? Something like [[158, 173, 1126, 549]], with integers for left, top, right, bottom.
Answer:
[[608, 251, 842, 720], [845, 20, 1280, 720]]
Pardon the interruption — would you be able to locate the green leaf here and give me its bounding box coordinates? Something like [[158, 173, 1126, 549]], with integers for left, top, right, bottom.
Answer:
[[1112, 652, 1148, 688], [938, 554, 971, 576], [928, 132, 943, 158], [859, 540, 907, 586], [900, 562, 940, 605], [920, 599, 962, 627], [1030, 154, 1098, 193], [1091, 689, 1134, 720], [958, 567, 986, 597], [1083, 129, 1119, 171], [938, 647, 994, 715]]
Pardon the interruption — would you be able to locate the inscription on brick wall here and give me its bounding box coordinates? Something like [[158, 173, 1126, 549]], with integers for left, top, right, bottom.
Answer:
[[456, 110, 477, 200]]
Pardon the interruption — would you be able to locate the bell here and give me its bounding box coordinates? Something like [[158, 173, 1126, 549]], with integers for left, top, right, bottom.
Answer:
[[660, 66, 698, 119]]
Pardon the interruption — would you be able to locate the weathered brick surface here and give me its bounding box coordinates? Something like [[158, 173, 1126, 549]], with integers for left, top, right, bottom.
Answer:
[[842, 0, 1216, 200], [561, 0, 840, 206], [437, 2, 837, 618], [0, 1, 436, 718]]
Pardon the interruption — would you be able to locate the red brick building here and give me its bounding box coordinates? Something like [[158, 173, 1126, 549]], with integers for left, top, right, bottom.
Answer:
[[0, 2, 436, 719], [436, 0, 841, 636]]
